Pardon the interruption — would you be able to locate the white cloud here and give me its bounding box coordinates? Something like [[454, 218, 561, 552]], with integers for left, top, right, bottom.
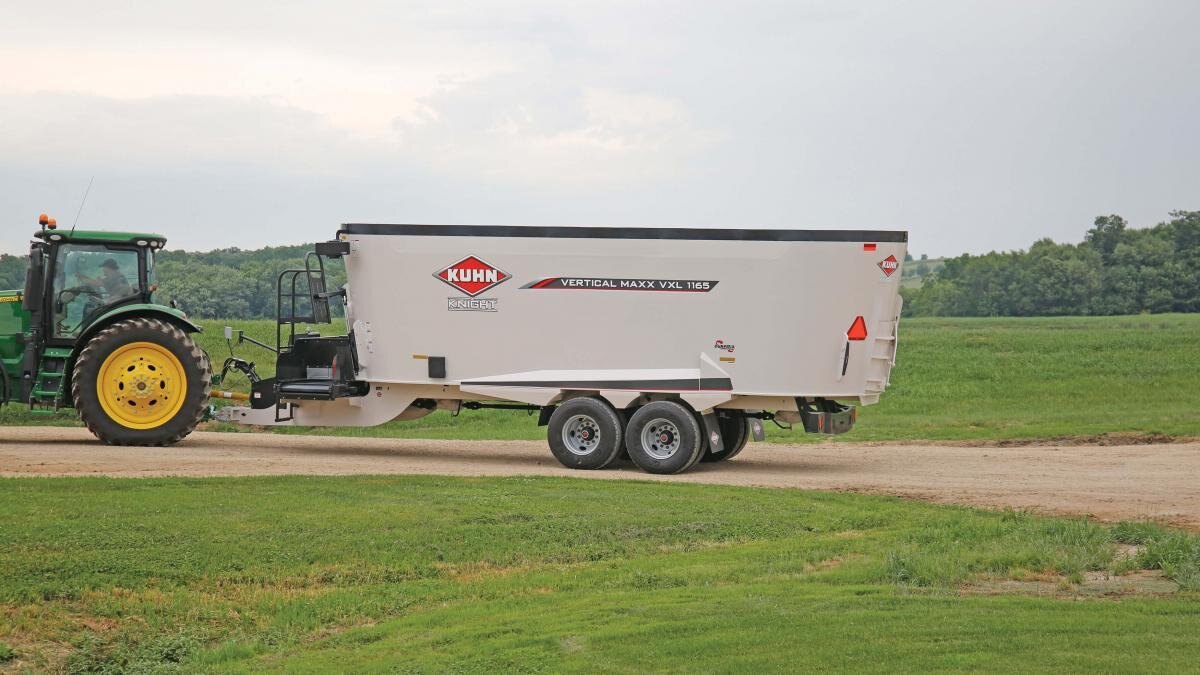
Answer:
[[0, 0, 1197, 256], [0, 39, 509, 141], [394, 80, 719, 185], [0, 92, 361, 174]]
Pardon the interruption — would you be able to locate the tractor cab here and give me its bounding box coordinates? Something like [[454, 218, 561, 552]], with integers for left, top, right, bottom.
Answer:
[[30, 224, 165, 343], [10, 214, 174, 409]]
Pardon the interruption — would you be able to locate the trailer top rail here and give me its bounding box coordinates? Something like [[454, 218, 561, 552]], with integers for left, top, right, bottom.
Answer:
[[338, 223, 908, 243]]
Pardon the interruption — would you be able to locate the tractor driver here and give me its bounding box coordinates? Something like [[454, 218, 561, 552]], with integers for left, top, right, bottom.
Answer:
[[54, 254, 137, 337], [76, 258, 134, 298]]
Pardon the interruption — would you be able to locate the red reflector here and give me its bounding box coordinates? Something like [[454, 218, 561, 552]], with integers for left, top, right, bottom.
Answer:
[[863, 243, 877, 252], [847, 316, 868, 340]]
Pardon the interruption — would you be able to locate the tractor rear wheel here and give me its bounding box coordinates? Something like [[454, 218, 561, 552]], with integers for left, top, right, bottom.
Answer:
[[71, 317, 211, 445]]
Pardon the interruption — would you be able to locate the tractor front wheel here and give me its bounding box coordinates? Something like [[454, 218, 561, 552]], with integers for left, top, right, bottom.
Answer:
[[72, 317, 211, 445]]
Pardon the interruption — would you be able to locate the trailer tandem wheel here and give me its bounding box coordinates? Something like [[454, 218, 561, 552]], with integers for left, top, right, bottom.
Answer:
[[624, 400, 705, 474], [546, 397, 625, 470]]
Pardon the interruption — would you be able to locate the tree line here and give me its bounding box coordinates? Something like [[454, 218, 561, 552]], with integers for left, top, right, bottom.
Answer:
[[0, 243, 345, 319], [901, 211, 1199, 317], [152, 245, 347, 319], [3, 211, 1196, 318]]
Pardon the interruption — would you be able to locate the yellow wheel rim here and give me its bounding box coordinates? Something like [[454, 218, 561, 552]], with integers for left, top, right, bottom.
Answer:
[[96, 341, 187, 429]]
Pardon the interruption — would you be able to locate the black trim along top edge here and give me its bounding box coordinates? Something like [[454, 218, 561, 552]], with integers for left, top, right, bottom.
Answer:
[[339, 223, 907, 243]]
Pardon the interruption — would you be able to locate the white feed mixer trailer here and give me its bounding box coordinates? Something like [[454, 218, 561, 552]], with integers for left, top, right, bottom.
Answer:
[[215, 224, 907, 474]]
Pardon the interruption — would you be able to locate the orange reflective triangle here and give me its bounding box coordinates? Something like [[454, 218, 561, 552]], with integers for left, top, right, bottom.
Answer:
[[847, 316, 868, 341]]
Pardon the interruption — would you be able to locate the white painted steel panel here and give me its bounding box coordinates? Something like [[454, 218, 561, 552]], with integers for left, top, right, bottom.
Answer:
[[336, 225, 906, 411]]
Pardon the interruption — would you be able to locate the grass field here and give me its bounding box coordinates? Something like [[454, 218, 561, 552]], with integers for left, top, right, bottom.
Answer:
[[4, 316, 1200, 671], [8, 313, 1196, 443], [0, 475, 1197, 671]]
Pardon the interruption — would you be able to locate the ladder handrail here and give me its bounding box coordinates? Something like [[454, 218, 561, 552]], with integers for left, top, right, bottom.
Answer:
[[274, 253, 333, 353]]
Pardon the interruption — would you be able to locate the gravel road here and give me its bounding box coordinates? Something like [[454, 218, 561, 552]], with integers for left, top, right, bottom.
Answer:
[[3, 426, 1197, 528]]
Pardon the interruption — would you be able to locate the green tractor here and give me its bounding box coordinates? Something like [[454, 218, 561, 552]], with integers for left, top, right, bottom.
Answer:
[[1, 214, 212, 444]]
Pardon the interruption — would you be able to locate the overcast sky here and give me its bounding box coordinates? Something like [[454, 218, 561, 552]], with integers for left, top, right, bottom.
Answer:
[[1, 1, 1196, 257]]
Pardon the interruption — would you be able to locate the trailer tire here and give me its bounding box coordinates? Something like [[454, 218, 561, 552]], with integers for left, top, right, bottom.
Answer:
[[72, 317, 211, 446], [625, 400, 704, 474], [701, 411, 751, 463], [615, 408, 635, 461], [547, 397, 624, 470], [689, 411, 714, 471]]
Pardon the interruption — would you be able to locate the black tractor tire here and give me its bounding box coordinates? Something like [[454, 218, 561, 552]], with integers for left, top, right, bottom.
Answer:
[[701, 411, 751, 463], [547, 397, 625, 470], [624, 400, 705, 475], [71, 317, 211, 446]]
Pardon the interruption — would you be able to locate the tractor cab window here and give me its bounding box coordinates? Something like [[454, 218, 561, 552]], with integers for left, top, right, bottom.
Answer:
[[53, 245, 140, 339]]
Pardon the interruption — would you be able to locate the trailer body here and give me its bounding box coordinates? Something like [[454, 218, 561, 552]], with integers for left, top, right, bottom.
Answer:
[[219, 224, 906, 472]]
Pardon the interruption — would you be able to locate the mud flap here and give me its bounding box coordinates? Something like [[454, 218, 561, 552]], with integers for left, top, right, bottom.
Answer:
[[749, 416, 765, 441], [701, 411, 725, 453]]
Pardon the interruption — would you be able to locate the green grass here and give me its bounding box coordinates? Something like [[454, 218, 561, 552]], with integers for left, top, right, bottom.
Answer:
[[846, 314, 1200, 442], [4, 314, 1199, 442], [0, 475, 1198, 672]]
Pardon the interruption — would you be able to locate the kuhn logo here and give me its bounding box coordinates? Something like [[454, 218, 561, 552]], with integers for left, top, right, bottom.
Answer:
[[878, 255, 899, 277], [714, 340, 735, 353], [434, 256, 511, 297]]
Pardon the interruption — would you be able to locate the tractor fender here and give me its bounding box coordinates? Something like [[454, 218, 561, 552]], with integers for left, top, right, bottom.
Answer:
[[76, 304, 202, 352], [59, 305, 202, 394]]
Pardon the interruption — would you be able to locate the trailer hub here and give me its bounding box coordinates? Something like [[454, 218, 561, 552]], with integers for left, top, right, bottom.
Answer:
[[561, 414, 601, 456], [643, 420, 681, 460]]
